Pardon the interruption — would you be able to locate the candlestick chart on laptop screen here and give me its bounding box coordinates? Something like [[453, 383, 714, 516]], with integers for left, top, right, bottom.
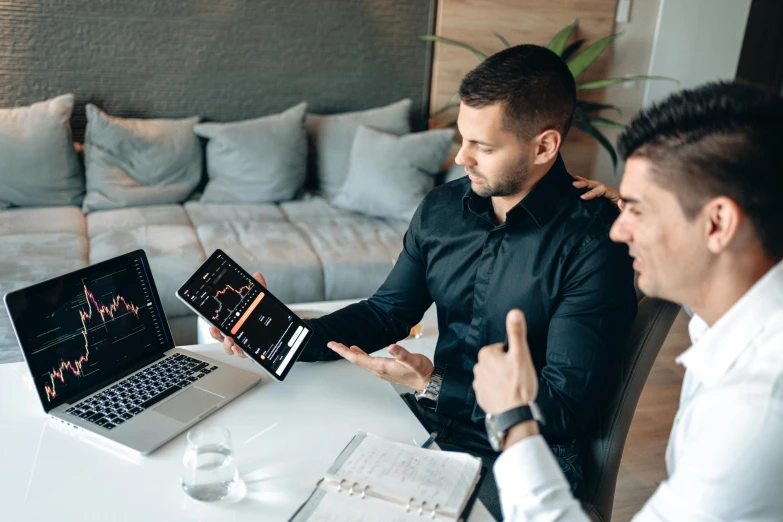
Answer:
[[5, 251, 171, 411]]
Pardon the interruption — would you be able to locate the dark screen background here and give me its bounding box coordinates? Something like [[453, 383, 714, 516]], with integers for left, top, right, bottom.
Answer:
[[180, 251, 310, 378], [7, 251, 171, 411]]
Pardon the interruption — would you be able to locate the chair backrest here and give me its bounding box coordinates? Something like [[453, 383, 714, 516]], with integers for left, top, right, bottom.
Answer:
[[579, 294, 681, 521]]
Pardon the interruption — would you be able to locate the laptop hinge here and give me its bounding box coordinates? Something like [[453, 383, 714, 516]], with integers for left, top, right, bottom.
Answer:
[[63, 351, 167, 407]]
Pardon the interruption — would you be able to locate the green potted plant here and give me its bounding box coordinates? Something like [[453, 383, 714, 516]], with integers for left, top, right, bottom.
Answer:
[[420, 19, 674, 169]]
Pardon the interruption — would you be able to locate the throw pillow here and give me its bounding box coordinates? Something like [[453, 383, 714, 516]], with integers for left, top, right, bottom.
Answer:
[[333, 125, 455, 220], [82, 104, 201, 213], [0, 94, 84, 208], [306, 99, 411, 199], [195, 102, 307, 203]]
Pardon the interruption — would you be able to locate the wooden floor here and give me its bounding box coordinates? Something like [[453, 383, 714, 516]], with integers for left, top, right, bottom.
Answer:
[[611, 309, 691, 521]]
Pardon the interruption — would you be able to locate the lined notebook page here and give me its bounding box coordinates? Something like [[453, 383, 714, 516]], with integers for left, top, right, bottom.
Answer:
[[332, 433, 481, 514]]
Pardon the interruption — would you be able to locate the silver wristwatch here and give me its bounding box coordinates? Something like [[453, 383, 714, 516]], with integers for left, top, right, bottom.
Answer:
[[414, 367, 444, 409]]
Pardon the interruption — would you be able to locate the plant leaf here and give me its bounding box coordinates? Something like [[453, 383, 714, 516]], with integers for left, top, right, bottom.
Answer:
[[547, 19, 579, 56], [429, 92, 461, 120], [418, 35, 488, 61], [494, 32, 511, 49], [590, 116, 626, 129], [560, 39, 586, 62], [573, 113, 618, 169], [567, 32, 621, 79], [577, 75, 676, 90], [577, 101, 622, 114]]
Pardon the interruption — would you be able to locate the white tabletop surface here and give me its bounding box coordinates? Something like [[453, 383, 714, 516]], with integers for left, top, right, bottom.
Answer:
[[0, 300, 493, 521]]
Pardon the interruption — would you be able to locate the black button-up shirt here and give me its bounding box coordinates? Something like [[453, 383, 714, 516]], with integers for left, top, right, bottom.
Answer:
[[302, 156, 637, 442]]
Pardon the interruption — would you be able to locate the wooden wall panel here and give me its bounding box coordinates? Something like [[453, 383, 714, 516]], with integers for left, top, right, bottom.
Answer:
[[430, 0, 619, 177]]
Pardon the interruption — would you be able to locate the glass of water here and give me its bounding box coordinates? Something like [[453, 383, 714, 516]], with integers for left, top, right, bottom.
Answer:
[[181, 425, 240, 502]]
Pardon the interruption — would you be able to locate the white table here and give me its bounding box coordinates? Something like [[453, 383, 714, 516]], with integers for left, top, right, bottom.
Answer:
[[0, 300, 493, 521]]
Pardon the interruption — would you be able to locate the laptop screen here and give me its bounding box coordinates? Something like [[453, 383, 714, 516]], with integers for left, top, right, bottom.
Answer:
[[4, 250, 173, 412]]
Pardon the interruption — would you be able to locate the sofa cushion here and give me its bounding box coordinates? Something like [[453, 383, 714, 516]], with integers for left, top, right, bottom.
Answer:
[[293, 217, 404, 300], [184, 201, 285, 227], [333, 126, 455, 220], [0, 233, 88, 260], [82, 104, 201, 213], [279, 195, 352, 222], [0, 206, 86, 236], [444, 164, 467, 184], [280, 195, 410, 236], [0, 94, 84, 208], [0, 321, 20, 363], [306, 99, 411, 199], [89, 225, 206, 317], [194, 221, 324, 304], [86, 204, 191, 237], [196, 103, 308, 204], [0, 257, 89, 308]]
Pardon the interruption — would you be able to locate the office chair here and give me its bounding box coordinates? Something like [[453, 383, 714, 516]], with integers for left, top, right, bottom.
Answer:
[[579, 293, 682, 522]]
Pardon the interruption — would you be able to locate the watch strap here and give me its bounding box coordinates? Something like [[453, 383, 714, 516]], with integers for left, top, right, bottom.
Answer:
[[493, 404, 537, 433], [414, 367, 444, 409]]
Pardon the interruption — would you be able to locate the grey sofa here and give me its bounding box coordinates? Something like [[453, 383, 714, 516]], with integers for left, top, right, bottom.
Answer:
[[0, 195, 410, 364]]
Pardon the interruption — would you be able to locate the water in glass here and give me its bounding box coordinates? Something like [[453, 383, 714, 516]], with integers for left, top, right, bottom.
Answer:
[[181, 426, 239, 502]]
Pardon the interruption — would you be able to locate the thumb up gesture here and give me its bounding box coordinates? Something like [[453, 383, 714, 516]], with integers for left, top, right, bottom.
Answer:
[[472, 309, 538, 415]]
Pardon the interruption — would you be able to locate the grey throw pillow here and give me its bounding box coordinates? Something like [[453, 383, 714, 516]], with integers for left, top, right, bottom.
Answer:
[[195, 103, 307, 204], [333, 126, 456, 220], [306, 99, 412, 200], [82, 104, 201, 213], [0, 94, 84, 208]]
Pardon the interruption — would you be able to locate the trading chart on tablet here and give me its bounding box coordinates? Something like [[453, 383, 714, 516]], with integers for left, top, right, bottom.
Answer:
[[180, 252, 309, 377]]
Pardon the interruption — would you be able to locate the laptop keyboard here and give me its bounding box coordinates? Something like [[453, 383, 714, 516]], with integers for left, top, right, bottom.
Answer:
[[64, 353, 219, 430]]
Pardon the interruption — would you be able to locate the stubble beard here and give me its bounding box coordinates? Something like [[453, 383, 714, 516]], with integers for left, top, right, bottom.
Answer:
[[467, 160, 530, 198]]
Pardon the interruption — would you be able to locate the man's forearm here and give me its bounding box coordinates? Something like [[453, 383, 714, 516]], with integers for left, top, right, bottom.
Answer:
[[502, 420, 540, 450], [298, 299, 413, 362]]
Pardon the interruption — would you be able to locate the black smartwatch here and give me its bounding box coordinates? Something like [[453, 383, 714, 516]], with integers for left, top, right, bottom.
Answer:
[[485, 402, 544, 451]]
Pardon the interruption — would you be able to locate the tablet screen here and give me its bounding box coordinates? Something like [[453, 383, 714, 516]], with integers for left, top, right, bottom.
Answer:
[[178, 250, 311, 380]]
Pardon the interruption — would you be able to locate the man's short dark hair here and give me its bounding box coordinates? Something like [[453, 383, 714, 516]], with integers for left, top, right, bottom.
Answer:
[[618, 81, 783, 261], [458, 44, 576, 140]]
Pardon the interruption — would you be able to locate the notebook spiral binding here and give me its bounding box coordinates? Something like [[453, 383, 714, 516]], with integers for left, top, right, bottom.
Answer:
[[333, 478, 441, 518], [336, 478, 370, 499]]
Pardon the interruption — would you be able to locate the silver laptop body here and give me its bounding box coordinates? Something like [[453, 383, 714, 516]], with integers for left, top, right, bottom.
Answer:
[[4, 249, 261, 455]]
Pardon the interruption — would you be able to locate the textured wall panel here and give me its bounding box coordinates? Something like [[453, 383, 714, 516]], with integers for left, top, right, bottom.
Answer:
[[0, 0, 434, 141]]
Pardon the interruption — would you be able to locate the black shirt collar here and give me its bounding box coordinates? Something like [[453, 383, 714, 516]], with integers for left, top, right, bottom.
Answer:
[[462, 154, 571, 227]]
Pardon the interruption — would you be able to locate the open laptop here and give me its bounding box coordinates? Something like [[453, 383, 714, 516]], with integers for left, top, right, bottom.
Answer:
[[3, 249, 261, 455]]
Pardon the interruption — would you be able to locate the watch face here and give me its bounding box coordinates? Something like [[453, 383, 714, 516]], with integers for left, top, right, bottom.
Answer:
[[485, 415, 503, 452], [530, 400, 544, 424]]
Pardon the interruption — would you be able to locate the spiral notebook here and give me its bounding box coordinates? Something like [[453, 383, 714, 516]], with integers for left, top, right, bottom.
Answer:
[[290, 432, 483, 522]]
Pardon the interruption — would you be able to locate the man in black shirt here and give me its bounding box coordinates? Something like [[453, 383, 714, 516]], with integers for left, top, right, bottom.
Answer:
[[212, 44, 637, 518]]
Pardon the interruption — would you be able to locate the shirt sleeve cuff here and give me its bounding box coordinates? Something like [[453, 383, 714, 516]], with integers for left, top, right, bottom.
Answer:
[[435, 364, 475, 419], [494, 434, 570, 499]]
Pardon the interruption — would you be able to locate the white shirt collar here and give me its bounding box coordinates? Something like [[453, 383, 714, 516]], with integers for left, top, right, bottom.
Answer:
[[676, 260, 783, 388]]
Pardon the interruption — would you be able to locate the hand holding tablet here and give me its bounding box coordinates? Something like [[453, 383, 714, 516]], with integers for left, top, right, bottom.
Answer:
[[177, 249, 312, 381]]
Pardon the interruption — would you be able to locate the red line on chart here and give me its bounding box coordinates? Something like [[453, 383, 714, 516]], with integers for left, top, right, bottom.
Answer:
[[211, 284, 251, 320], [44, 284, 141, 402]]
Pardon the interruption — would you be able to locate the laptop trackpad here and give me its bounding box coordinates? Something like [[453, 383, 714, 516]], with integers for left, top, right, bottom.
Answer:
[[154, 387, 222, 423]]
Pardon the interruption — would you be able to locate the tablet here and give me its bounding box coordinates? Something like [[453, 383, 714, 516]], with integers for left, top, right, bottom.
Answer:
[[176, 249, 312, 381]]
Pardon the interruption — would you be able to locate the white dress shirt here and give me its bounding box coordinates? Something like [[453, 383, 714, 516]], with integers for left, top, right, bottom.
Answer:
[[493, 260, 783, 521]]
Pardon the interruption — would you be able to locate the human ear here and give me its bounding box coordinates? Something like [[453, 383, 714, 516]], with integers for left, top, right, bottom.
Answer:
[[704, 197, 741, 254], [532, 129, 562, 165]]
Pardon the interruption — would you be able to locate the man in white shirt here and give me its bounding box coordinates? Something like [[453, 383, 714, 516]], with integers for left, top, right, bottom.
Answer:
[[472, 81, 783, 521]]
